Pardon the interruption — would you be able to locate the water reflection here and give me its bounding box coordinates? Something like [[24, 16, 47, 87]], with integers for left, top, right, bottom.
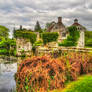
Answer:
[[0, 61, 17, 92]]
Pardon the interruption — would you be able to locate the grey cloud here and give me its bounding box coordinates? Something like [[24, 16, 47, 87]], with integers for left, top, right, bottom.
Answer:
[[0, 0, 92, 38]]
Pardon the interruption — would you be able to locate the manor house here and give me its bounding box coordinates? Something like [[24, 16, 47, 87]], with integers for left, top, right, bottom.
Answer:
[[47, 17, 86, 47]]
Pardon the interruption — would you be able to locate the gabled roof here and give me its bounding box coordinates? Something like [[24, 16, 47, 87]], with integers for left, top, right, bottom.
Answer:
[[47, 22, 56, 32], [47, 17, 66, 32]]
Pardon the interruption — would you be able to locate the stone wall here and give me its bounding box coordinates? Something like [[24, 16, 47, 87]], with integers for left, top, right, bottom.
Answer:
[[36, 46, 92, 56], [16, 38, 32, 56]]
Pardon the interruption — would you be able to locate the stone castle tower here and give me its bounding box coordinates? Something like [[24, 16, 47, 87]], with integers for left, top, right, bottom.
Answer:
[[72, 19, 86, 47]]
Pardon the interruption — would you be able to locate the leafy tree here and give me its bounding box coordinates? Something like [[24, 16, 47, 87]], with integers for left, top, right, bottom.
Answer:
[[34, 21, 42, 33], [45, 22, 52, 29], [0, 25, 9, 40], [0, 38, 16, 55]]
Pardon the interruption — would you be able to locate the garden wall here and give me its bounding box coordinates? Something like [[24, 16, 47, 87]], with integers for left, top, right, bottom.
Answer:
[[36, 47, 92, 57]]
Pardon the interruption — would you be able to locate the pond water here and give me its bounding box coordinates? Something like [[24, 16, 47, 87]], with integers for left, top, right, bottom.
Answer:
[[0, 59, 17, 92]]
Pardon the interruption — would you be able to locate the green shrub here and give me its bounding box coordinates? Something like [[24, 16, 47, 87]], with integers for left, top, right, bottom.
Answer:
[[34, 40, 43, 46], [0, 39, 16, 55], [41, 32, 59, 45], [32, 40, 43, 55], [85, 39, 92, 46], [0, 49, 8, 55], [85, 31, 92, 47]]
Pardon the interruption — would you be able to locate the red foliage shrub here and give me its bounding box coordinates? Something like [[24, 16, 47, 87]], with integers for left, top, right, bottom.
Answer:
[[15, 52, 92, 92], [15, 55, 66, 92], [62, 52, 92, 81]]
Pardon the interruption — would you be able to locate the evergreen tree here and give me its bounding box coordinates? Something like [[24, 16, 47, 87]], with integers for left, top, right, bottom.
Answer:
[[13, 27, 16, 38], [34, 21, 42, 32]]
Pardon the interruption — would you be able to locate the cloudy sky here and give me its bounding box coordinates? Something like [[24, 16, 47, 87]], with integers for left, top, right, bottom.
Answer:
[[0, 0, 92, 37]]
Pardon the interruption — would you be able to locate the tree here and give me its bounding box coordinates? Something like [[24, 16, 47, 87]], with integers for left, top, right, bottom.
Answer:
[[0, 38, 16, 55], [0, 25, 9, 40], [45, 22, 52, 29], [34, 21, 42, 32]]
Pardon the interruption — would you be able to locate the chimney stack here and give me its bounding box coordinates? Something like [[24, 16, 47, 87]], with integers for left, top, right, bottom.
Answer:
[[58, 17, 62, 23]]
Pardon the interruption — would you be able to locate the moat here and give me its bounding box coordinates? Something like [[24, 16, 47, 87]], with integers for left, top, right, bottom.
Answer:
[[0, 59, 17, 92]]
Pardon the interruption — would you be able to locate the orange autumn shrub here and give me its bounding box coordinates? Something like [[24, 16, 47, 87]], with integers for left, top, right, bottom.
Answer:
[[15, 52, 92, 92], [63, 52, 92, 81], [15, 55, 66, 92]]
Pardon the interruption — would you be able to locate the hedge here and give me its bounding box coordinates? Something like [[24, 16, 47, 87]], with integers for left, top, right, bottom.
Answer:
[[41, 32, 59, 45], [14, 30, 37, 45]]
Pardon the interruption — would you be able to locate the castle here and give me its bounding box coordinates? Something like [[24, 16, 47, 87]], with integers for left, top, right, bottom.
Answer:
[[16, 17, 86, 55]]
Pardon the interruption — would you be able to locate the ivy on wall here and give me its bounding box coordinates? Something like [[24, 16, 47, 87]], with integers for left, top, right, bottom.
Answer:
[[41, 32, 59, 45], [14, 30, 37, 45], [59, 26, 80, 47]]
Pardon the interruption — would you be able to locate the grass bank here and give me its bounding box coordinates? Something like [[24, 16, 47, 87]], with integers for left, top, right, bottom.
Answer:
[[52, 75, 92, 92]]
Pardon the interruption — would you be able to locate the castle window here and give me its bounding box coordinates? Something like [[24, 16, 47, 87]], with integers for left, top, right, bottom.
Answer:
[[62, 33, 66, 37], [77, 27, 80, 30], [55, 26, 58, 29], [80, 28, 82, 30]]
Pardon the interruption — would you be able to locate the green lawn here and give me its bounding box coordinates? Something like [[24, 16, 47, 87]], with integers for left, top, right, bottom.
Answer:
[[52, 75, 92, 92], [85, 46, 92, 48]]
